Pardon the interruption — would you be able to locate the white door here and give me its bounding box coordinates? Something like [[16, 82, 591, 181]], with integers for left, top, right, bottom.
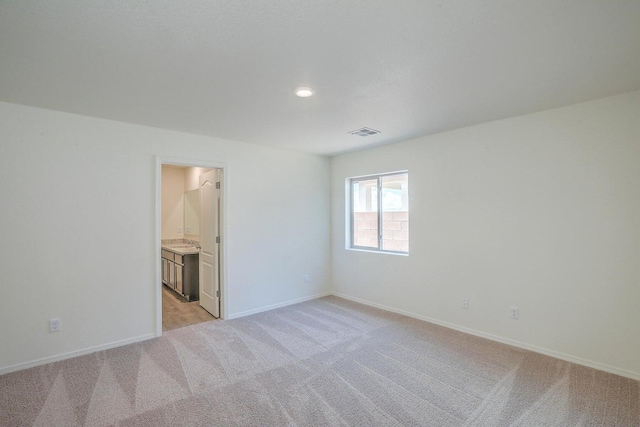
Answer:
[[199, 169, 220, 317]]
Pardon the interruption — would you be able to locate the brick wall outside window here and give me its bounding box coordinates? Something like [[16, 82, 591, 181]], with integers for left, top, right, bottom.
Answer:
[[354, 211, 409, 252]]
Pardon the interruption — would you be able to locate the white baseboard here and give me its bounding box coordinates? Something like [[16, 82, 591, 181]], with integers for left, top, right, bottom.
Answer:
[[331, 292, 640, 381], [0, 333, 156, 376], [5, 293, 637, 381], [1, 292, 331, 375], [228, 291, 331, 319]]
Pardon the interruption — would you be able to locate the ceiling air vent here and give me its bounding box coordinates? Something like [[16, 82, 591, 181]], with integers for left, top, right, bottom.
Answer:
[[348, 127, 381, 137]]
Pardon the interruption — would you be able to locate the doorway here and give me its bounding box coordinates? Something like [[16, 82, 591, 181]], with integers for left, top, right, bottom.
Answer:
[[155, 157, 227, 336]]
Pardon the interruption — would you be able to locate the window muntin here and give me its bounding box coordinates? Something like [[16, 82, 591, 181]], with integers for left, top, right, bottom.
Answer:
[[350, 172, 408, 253]]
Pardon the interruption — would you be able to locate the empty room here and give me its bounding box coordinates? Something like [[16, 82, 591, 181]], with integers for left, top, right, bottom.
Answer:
[[0, 1, 639, 426]]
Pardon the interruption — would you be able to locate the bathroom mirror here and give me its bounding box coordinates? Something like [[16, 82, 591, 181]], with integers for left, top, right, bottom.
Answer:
[[184, 189, 200, 236]]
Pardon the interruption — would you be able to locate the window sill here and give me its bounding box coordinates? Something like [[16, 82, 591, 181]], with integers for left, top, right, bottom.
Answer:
[[346, 247, 409, 256]]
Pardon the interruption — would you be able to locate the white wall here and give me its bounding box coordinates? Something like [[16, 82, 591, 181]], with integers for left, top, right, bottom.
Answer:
[[331, 91, 640, 379], [161, 165, 185, 240], [0, 101, 331, 372]]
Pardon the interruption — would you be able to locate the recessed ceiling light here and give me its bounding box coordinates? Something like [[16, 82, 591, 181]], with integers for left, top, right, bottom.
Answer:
[[295, 87, 314, 97]]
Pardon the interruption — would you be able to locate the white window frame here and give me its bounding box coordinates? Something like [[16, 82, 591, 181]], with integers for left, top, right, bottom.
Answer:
[[348, 171, 409, 254]]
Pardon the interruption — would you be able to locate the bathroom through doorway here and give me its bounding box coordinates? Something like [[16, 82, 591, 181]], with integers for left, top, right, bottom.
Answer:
[[155, 157, 227, 336]]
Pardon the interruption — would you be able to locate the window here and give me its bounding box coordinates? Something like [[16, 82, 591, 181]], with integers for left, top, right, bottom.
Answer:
[[350, 171, 409, 253]]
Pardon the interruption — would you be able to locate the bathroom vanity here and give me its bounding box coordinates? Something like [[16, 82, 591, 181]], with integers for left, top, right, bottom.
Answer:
[[161, 244, 199, 301]]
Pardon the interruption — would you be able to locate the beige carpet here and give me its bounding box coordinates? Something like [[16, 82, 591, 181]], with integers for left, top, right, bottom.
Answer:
[[1, 296, 638, 426]]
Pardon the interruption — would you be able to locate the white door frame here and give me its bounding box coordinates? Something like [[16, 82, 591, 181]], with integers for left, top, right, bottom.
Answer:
[[154, 156, 228, 337]]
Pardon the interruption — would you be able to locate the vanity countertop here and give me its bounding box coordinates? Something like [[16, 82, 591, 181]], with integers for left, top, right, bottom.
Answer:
[[161, 244, 200, 255]]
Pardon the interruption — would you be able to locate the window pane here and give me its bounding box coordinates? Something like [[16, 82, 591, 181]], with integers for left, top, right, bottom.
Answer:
[[381, 173, 408, 252], [352, 178, 378, 249]]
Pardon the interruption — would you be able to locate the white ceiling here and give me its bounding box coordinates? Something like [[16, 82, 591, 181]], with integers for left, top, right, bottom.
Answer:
[[1, 1, 639, 156]]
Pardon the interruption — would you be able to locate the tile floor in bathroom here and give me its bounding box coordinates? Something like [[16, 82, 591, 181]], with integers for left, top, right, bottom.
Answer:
[[162, 285, 216, 331]]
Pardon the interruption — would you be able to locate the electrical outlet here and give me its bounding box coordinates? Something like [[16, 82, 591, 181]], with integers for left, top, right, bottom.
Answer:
[[178, 226, 182, 233], [304, 274, 310, 283], [462, 298, 468, 310], [510, 306, 519, 319], [185, 226, 191, 233], [50, 318, 61, 332]]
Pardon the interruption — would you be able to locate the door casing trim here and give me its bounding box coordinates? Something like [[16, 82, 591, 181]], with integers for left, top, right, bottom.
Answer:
[[155, 156, 228, 337]]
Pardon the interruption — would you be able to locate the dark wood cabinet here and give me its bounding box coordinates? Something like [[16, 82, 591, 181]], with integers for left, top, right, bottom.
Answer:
[[161, 249, 199, 301]]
